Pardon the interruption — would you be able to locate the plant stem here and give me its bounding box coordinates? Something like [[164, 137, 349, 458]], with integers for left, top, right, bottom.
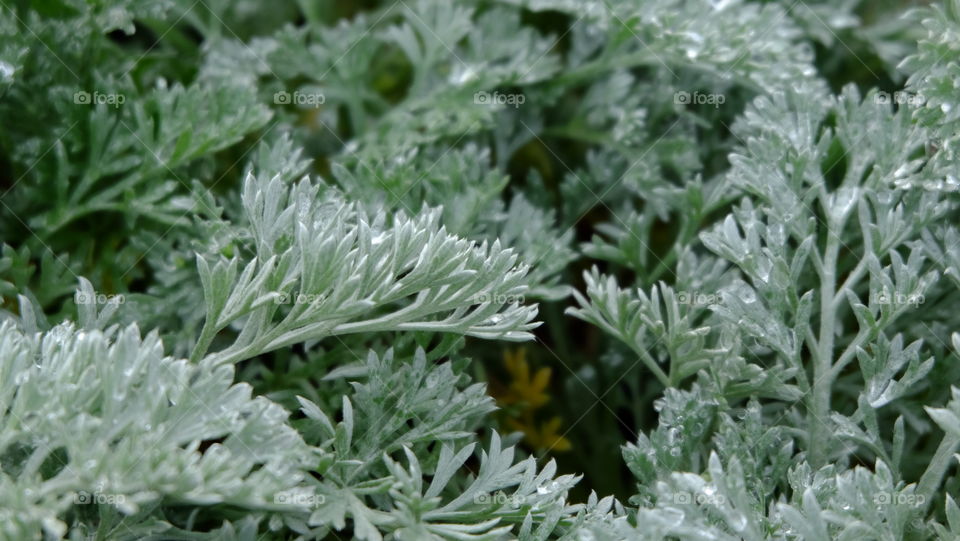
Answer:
[[809, 231, 839, 468], [190, 321, 217, 363], [637, 346, 672, 388]]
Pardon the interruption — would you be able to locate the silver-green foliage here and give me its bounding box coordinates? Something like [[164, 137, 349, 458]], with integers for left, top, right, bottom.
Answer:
[[2, 0, 960, 539]]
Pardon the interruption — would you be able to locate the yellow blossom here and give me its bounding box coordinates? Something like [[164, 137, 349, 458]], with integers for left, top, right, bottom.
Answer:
[[507, 416, 572, 453], [491, 348, 570, 453], [493, 348, 552, 409]]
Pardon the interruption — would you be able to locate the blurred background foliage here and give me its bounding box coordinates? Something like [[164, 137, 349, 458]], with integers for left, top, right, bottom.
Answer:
[[0, 0, 936, 506]]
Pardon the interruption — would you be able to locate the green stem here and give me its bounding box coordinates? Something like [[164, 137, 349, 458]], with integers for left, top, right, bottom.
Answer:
[[543, 302, 573, 362], [552, 51, 658, 86], [190, 319, 218, 363], [809, 231, 839, 468], [831, 256, 868, 312], [637, 346, 671, 388]]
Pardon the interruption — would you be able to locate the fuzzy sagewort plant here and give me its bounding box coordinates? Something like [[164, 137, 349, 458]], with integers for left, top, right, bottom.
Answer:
[[1, 0, 960, 539]]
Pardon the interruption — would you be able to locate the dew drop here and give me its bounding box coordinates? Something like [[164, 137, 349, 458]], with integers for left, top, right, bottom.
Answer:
[[0, 62, 15, 81], [451, 66, 477, 86]]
